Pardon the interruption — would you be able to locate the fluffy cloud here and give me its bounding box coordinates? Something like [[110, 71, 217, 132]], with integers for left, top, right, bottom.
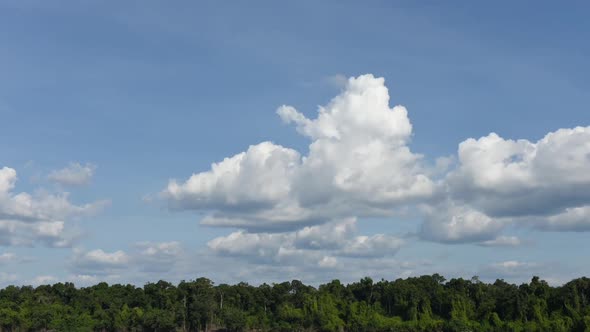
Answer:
[[339, 234, 404, 257], [85, 249, 129, 265], [72, 249, 130, 273], [447, 127, 590, 218], [163, 74, 434, 230], [162, 73, 590, 249], [280, 75, 433, 209], [0, 220, 73, 247], [0, 166, 106, 247], [134, 241, 184, 272], [48, 162, 96, 186], [535, 205, 590, 231], [165, 142, 300, 212], [293, 218, 356, 250], [427, 127, 590, 242], [70, 242, 185, 276], [419, 201, 505, 243], [207, 218, 403, 268], [0, 167, 16, 193]]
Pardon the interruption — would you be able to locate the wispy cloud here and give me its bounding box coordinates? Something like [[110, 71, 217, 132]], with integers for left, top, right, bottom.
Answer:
[[48, 162, 96, 186]]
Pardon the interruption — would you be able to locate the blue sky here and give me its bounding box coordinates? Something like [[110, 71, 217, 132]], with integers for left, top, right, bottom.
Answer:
[[1, 1, 589, 286]]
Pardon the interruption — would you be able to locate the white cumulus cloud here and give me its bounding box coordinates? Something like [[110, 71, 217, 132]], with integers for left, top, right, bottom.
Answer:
[[163, 74, 434, 230], [0, 166, 106, 247], [162, 73, 590, 248], [447, 127, 590, 218], [419, 201, 505, 243]]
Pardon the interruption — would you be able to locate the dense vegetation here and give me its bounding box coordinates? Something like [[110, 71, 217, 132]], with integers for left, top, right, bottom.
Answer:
[[0, 275, 590, 331]]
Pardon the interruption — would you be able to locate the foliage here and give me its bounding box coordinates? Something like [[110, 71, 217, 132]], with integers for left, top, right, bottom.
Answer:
[[0, 275, 589, 331]]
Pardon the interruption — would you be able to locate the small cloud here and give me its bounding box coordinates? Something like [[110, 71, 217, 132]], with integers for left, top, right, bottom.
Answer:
[[134, 241, 184, 272], [325, 73, 349, 88], [478, 236, 522, 247], [477, 260, 559, 284], [48, 162, 96, 186], [67, 274, 99, 285], [0, 252, 16, 264], [28, 275, 57, 286], [71, 248, 130, 275], [318, 256, 338, 268]]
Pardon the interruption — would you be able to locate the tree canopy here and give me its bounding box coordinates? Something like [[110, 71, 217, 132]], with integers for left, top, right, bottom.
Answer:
[[0, 275, 589, 331]]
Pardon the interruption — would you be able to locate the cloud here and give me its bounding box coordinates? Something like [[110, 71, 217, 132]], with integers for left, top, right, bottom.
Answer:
[[0, 167, 105, 222], [211, 255, 437, 286], [477, 236, 522, 247], [0, 272, 18, 287], [165, 142, 301, 218], [0, 166, 107, 247], [293, 218, 357, 250], [70, 242, 185, 276], [0, 220, 75, 247], [84, 249, 129, 265], [28, 275, 57, 286], [65, 274, 122, 286], [71, 249, 130, 274], [447, 128, 590, 218], [419, 200, 505, 243], [161, 73, 590, 249], [429, 126, 590, 242], [484, 260, 539, 272], [536, 205, 590, 231], [0, 167, 17, 193], [134, 241, 184, 272], [163, 74, 434, 230], [318, 256, 338, 268], [0, 252, 16, 264], [325, 74, 349, 88], [207, 218, 403, 268], [476, 260, 564, 284], [339, 234, 404, 257], [48, 162, 96, 186], [67, 274, 101, 286]]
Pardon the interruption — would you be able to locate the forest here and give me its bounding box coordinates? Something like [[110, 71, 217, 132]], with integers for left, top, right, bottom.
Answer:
[[0, 275, 590, 332]]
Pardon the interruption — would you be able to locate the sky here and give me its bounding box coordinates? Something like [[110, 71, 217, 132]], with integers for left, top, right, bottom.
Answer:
[[1, 0, 590, 287]]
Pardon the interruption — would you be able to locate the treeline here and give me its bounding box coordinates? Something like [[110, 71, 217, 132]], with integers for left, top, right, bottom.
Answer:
[[1, 275, 590, 332]]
